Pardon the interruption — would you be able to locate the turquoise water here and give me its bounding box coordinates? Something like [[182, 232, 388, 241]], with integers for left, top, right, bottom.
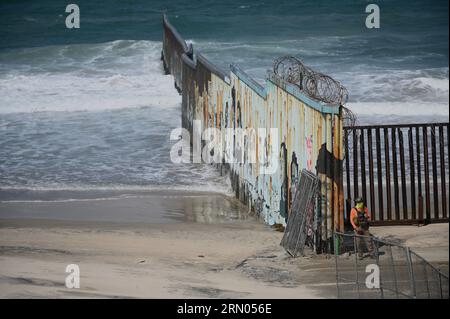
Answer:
[[0, 0, 448, 199]]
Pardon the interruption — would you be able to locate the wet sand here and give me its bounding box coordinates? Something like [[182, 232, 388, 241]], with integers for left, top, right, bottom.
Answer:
[[0, 192, 338, 298], [0, 192, 447, 298], [0, 191, 254, 224]]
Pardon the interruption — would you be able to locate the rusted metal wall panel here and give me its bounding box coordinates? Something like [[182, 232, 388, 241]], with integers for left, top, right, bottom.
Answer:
[[181, 53, 196, 135], [162, 14, 192, 92], [162, 15, 344, 247]]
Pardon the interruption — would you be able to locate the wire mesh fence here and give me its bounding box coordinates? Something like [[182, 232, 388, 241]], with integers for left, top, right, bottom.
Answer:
[[334, 231, 449, 299]]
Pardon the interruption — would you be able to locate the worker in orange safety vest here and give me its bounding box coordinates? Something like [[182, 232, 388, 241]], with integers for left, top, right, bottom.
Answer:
[[350, 197, 375, 259]]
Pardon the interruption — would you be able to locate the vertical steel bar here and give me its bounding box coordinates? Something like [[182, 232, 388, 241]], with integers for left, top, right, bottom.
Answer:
[[392, 128, 400, 220], [408, 128, 417, 220], [367, 129, 376, 219], [332, 114, 344, 234], [354, 235, 360, 298], [439, 125, 447, 218], [353, 129, 359, 198], [431, 125, 439, 219], [423, 126, 431, 223], [416, 127, 424, 223], [360, 130, 367, 204], [345, 130, 351, 212], [398, 128, 408, 220], [335, 233, 340, 298], [384, 128, 392, 220], [376, 128, 384, 221]]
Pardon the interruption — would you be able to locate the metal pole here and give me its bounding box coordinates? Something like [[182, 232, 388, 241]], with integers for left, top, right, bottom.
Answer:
[[431, 125, 439, 220], [353, 129, 359, 198], [354, 235, 360, 298], [368, 129, 376, 218], [422, 259, 430, 298], [423, 126, 431, 223], [335, 233, 340, 298], [374, 239, 384, 299], [398, 128, 408, 220], [392, 127, 400, 220], [416, 126, 424, 224], [405, 247, 417, 298], [384, 128, 392, 220], [408, 128, 417, 220], [360, 130, 367, 204], [389, 245, 400, 298], [376, 128, 384, 221], [438, 125, 447, 218], [438, 271, 443, 299]]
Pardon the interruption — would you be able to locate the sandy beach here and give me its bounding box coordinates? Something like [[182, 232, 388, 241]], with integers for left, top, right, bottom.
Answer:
[[0, 191, 448, 299], [0, 0, 448, 303], [0, 192, 339, 298]]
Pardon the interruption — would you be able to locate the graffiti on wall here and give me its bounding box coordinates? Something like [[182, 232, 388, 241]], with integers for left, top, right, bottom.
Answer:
[[162, 14, 345, 245]]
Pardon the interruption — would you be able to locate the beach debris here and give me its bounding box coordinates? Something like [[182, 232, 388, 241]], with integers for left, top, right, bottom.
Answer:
[[271, 223, 285, 232]]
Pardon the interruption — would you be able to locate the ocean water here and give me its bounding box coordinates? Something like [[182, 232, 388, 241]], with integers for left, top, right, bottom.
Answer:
[[0, 0, 448, 200]]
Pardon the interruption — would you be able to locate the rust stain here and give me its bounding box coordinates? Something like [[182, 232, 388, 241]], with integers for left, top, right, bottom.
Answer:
[[162, 14, 344, 240]]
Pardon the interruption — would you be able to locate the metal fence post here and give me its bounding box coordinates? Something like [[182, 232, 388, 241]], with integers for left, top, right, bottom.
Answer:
[[334, 233, 340, 298], [422, 259, 430, 298], [388, 245, 400, 298], [354, 235, 360, 298], [405, 247, 417, 298], [374, 239, 384, 299], [438, 271, 443, 299]]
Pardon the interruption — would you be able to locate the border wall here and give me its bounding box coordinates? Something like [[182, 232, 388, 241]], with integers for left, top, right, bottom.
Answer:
[[162, 14, 345, 251]]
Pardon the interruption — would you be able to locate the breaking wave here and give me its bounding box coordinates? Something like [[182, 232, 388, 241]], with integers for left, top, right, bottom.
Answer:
[[0, 40, 181, 114]]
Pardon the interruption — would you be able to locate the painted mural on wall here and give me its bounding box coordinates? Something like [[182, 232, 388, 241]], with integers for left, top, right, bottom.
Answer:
[[162, 15, 345, 246]]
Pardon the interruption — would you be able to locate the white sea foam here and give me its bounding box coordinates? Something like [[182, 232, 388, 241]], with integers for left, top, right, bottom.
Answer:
[[190, 40, 449, 111], [1, 39, 448, 199], [0, 180, 234, 202], [414, 77, 449, 92], [0, 40, 233, 197], [347, 102, 449, 117], [341, 68, 449, 104], [0, 40, 181, 114]]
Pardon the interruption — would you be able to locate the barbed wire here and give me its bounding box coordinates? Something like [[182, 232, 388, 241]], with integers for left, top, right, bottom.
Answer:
[[342, 106, 357, 159], [342, 106, 357, 128], [273, 56, 349, 105]]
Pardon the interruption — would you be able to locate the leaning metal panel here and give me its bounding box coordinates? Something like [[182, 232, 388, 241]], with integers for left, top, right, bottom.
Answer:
[[281, 169, 320, 257]]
